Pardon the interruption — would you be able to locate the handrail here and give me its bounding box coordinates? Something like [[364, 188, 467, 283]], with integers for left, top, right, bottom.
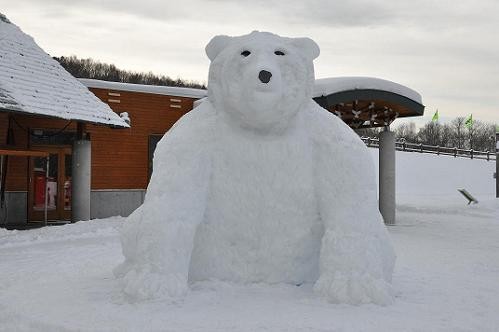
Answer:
[[360, 136, 496, 161]]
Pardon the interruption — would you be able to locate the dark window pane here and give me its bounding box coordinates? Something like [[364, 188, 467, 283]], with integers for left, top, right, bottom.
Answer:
[[31, 130, 75, 145], [148, 135, 163, 180]]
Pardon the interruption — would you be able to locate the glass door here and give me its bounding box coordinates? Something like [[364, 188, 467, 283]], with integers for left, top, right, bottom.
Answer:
[[28, 146, 72, 222]]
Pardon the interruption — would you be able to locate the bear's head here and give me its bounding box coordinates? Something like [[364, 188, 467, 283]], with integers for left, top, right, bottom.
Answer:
[[206, 31, 320, 133]]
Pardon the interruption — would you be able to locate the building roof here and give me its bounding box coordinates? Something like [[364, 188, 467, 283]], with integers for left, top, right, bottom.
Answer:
[[313, 77, 424, 128], [314, 77, 422, 104], [0, 14, 128, 128], [79, 79, 208, 99]]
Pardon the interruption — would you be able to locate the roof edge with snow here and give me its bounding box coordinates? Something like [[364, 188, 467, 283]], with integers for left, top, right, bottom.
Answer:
[[313, 76, 423, 105], [79, 79, 208, 99]]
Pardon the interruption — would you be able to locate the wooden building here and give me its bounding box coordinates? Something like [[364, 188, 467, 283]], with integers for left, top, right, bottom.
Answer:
[[0, 79, 206, 226], [0, 15, 129, 227]]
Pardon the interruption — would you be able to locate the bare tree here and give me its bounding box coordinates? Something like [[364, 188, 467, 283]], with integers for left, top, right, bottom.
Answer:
[[417, 121, 441, 146], [450, 117, 466, 148], [394, 122, 417, 142], [54, 55, 206, 90]]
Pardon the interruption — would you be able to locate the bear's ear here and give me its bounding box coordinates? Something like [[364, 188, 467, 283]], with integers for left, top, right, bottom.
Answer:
[[291, 37, 320, 60], [205, 35, 232, 61]]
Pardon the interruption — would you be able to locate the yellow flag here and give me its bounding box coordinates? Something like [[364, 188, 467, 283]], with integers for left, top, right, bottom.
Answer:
[[431, 110, 439, 122], [465, 114, 473, 129]]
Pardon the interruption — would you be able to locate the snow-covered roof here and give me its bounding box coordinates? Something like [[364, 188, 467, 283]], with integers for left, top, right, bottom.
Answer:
[[0, 85, 22, 112], [0, 14, 128, 128], [79, 79, 208, 99], [313, 77, 423, 104]]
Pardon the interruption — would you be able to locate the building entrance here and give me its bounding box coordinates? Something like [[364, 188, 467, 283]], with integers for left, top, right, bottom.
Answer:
[[28, 146, 72, 223]]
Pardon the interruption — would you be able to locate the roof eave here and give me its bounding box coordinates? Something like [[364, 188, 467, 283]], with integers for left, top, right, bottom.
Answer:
[[0, 108, 130, 128]]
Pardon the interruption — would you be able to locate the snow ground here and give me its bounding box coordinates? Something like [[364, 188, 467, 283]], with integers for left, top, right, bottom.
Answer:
[[0, 150, 498, 331]]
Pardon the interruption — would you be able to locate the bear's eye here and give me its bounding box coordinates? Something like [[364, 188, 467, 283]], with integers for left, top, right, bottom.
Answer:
[[274, 50, 285, 56], [241, 50, 251, 57]]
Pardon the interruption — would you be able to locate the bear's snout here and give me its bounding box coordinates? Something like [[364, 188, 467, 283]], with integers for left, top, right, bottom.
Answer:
[[258, 70, 272, 84]]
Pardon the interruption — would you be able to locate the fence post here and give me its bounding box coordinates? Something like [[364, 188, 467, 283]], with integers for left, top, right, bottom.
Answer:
[[470, 149, 474, 159], [486, 150, 490, 161], [496, 129, 499, 198], [437, 145, 440, 155], [419, 143, 423, 153], [454, 147, 457, 157]]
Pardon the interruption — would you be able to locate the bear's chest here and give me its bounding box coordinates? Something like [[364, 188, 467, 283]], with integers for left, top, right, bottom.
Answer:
[[209, 129, 316, 224], [189, 127, 322, 283]]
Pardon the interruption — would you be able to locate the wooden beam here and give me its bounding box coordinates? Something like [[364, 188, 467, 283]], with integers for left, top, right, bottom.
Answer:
[[0, 149, 49, 157], [77, 122, 86, 140]]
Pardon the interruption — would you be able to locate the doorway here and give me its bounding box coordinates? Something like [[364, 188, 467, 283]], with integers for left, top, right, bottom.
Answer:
[[28, 146, 72, 222]]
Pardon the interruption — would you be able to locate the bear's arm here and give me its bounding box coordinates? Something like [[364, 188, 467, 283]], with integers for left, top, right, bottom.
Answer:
[[306, 102, 396, 305], [115, 101, 215, 301]]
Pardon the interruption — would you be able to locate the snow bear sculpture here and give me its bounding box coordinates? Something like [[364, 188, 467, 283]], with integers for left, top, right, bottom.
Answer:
[[115, 31, 396, 305]]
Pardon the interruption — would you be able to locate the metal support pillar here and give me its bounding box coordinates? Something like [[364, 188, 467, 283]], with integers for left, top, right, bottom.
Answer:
[[72, 123, 91, 222], [379, 127, 396, 225]]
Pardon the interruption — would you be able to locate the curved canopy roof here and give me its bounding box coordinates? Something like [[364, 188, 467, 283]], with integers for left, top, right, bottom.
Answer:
[[313, 77, 424, 128]]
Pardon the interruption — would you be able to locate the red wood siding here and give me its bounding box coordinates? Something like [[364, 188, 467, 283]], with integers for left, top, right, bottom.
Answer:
[[0, 87, 199, 191]]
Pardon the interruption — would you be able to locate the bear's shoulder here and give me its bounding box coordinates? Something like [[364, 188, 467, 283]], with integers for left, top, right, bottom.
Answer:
[[163, 99, 216, 141], [156, 99, 216, 155], [304, 101, 365, 149]]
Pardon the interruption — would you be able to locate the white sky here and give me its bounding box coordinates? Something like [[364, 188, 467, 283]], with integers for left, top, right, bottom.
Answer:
[[1, 0, 498, 126]]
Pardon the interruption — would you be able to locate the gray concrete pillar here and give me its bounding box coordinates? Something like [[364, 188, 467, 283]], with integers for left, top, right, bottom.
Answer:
[[72, 139, 91, 222], [379, 128, 396, 225]]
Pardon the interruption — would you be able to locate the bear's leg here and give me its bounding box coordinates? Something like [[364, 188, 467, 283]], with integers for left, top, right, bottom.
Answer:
[[117, 187, 210, 301], [115, 139, 211, 301], [314, 142, 396, 305]]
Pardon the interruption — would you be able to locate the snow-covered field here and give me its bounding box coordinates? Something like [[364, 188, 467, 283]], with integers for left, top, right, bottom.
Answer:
[[0, 150, 498, 331]]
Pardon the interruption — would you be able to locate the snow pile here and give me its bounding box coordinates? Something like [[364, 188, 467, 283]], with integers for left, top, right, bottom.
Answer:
[[0, 217, 123, 249], [0, 152, 498, 331], [0, 14, 128, 127], [115, 31, 395, 305]]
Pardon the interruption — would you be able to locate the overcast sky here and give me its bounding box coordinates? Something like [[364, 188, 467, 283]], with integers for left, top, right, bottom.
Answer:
[[2, 0, 498, 126]]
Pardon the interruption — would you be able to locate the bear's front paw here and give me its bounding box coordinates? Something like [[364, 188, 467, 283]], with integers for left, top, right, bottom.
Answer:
[[121, 266, 188, 301], [314, 273, 393, 305]]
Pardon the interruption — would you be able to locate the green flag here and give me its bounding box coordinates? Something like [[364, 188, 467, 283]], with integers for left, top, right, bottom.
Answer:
[[465, 114, 473, 129], [431, 109, 439, 122]]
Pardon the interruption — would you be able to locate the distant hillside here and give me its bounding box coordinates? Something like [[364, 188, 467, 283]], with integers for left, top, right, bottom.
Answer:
[[54, 55, 206, 90]]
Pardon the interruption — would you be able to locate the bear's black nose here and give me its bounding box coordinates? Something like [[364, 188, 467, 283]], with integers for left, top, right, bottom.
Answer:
[[258, 70, 272, 84]]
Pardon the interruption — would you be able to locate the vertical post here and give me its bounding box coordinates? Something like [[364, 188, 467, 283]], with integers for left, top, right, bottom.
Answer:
[[44, 155, 49, 226], [379, 126, 396, 225], [0, 155, 3, 195], [496, 129, 499, 198], [72, 122, 91, 222]]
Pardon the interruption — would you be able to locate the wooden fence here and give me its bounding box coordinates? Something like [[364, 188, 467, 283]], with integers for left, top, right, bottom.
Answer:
[[360, 137, 496, 161]]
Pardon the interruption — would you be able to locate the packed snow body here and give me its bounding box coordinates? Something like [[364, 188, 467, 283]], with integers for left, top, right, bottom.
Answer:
[[115, 31, 395, 304]]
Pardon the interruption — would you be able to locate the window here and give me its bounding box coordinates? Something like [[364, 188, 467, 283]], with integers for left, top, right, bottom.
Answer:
[[148, 135, 163, 180]]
